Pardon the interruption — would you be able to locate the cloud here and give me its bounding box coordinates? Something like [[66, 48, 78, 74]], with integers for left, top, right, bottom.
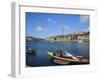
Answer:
[[48, 18, 52, 22], [80, 15, 89, 23], [82, 27, 89, 31], [36, 26, 47, 32], [53, 21, 57, 24], [48, 18, 56, 24]]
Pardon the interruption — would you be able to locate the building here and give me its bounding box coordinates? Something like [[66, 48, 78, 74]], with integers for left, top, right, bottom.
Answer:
[[46, 31, 89, 41]]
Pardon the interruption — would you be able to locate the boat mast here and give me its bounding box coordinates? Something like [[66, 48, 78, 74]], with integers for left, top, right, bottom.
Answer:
[[62, 27, 65, 49]]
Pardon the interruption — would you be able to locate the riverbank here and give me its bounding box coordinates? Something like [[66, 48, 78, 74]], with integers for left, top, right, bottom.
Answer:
[[47, 40, 89, 43]]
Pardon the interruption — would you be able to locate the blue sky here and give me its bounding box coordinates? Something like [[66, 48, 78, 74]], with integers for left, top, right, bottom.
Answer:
[[26, 12, 89, 38]]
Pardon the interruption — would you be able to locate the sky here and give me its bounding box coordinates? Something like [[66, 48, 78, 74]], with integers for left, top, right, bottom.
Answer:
[[26, 12, 89, 38]]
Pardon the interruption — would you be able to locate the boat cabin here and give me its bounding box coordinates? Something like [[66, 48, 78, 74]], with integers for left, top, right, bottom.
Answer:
[[53, 49, 66, 57]]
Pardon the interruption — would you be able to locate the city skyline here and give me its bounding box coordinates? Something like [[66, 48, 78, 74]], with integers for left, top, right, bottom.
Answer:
[[26, 12, 90, 38]]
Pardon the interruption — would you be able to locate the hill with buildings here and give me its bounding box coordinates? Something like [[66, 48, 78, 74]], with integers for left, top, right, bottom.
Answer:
[[46, 31, 89, 42]]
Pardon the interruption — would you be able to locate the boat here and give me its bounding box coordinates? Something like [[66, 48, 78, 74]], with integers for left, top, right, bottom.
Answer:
[[48, 50, 89, 64], [78, 40, 83, 43], [26, 46, 37, 56], [50, 41, 54, 42]]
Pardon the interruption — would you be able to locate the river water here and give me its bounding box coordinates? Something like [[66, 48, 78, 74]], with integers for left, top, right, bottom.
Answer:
[[26, 41, 89, 67]]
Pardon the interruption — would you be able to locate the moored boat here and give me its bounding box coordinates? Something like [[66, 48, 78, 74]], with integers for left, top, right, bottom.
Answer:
[[26, 46, 37, 56], [48, 50, 89, 64]]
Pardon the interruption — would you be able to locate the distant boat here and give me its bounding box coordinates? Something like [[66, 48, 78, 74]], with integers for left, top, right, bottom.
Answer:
[[50, 41, 54, 42], [78, 40, 83, 43], [26, 46, 37, 56]]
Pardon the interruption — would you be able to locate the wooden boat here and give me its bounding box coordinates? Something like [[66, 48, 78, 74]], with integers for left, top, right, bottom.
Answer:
[[26, 46, 37, 56], [48, 51, 89, 64]]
